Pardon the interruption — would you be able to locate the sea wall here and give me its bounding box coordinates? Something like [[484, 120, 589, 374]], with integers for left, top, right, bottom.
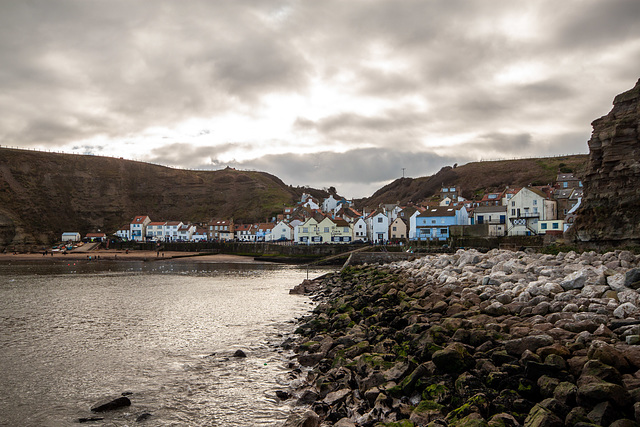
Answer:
[[281, 248, 640, 426]]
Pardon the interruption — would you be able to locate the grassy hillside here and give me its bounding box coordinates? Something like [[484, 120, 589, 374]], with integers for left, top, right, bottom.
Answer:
[[358, 155, 588, 207], [0, 148, 321, 248]]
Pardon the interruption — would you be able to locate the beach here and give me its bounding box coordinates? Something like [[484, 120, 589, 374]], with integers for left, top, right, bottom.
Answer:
[[0, 250, 261, 263]]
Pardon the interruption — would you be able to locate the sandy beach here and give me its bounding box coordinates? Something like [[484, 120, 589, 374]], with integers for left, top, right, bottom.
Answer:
[[0, 250, 262, 264]]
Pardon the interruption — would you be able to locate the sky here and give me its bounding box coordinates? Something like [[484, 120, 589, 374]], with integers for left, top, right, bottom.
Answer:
[[1, 1, 639, 198]]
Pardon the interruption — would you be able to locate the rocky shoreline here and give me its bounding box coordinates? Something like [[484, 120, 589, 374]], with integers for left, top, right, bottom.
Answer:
[[280, 248, 640, 426]]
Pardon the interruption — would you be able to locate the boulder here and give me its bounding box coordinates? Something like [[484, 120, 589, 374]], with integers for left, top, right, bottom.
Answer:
[[282, 410, 320, 427], [505, 335, 554, 356], [90, 396, 131, 412]]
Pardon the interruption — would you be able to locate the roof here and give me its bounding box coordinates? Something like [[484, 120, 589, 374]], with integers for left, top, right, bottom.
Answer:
[[85, 233, 106, 237], [474, 205, 507, 214], [132, 215, 149, 223], [148, 221, 166, 226], [418, 206, 459, 217], [165, 221, 182, 226]]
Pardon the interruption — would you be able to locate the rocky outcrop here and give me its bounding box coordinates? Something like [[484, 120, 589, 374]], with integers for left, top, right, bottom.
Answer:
[[282, 249, 640, 426], [573, 78, 640, 245]]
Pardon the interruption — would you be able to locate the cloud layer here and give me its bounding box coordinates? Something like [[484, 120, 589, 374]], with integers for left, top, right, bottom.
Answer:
[[1, 0, 639, 197]]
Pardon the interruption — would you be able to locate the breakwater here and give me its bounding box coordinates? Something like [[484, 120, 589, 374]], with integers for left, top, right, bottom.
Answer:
[[281, 248, 640, 426]]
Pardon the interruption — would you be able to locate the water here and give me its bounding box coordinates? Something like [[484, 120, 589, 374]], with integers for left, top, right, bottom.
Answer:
[[0, 260, 331, 426]]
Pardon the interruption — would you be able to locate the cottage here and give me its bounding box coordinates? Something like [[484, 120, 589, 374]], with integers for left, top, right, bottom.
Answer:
[[85, 232, 107, 242], [507, 187, 557, 236], [272, 220, 294, 241], [208, 219, 234, 241], [164, 221, 183, 241], [366, 211, 389, 243], [130, 215, 151, 242], [415, 206, 468, 241], [473, 206, 507, 237], [146, 221, 167, 241], [389, 217, 408, 241]]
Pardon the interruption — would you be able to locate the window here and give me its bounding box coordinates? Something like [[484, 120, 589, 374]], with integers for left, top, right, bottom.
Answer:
[[511, 201, 515, 207], [533, 200, 537, 205], [541, 223, 548, 230], [511, 209, 516, 216], [392, 226, 397, 231], [303, 227, 308, 233], [440, 228, 448, 235], [552, 222, 559, 229], [324, 227, 329, 233], [533, 207, 538, 214], [377, 217, 383, 223], [563, 182, 568, 188], [431, 220, 436, 224], [344, 227, 349, 233]]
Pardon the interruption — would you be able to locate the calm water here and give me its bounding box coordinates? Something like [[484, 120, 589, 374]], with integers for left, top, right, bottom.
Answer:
[[0, 260, 331, 426]]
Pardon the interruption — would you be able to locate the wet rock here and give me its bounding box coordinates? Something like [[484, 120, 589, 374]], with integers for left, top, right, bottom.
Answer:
[[232, 349, 247, 358], [524, 403, 563, 427], [505, 335, 554, 356], [78, 417, 105, 423], [432, 342, 474, 374], [282, 410, 320, 427], [90, 396, 131, 412], [587, 401, 617, 426], [135, 412, 152, 422]]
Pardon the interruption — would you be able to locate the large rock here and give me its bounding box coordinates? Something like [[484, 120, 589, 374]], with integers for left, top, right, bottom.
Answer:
[[572, 78, 640, 244], [90, 396, 131, 412]]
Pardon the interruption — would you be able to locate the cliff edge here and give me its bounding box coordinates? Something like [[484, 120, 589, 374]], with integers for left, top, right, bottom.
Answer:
[[573, 78, 640, 245]]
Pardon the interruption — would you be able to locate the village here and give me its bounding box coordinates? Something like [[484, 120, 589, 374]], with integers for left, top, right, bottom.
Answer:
[[60, 172, 583, 247]]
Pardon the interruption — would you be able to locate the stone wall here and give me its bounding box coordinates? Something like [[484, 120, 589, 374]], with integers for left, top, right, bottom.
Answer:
[[572, 79, 640, 245]]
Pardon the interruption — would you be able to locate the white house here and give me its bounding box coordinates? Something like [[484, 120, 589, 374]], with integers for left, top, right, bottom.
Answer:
[[130, 215, 151, 242], [322, 195, 339, 213], [507, 187, 556, 236], [473, 206, 507, 237], [164, 221, 183, 241], [366, 211, 389, 243], [115, 227, 130, 240], [272, 220, 294, 241], [352, 218, 368, 242], [177, 224, 196, 241]]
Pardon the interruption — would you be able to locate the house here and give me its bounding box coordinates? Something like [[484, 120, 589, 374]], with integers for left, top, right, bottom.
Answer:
[[272, 221, 294, 241], [415, 206, 468, 241], [301, 194, 320, 210], [389, 217, 408, 241], [366, 211, 389, 243], [322, 195, 339, 213], [146, 221, 166, 241], [473, 206, 507, 236], [164, 221, 183, 241], [255, 223, 275, 241], [538, 220, 565, 235], [235, 224, 255, 241], [507, 187, 557, 236], [352, 218, 368, 242], [335, 206, 362, 223], [315, 217, 352, 243], [115, 226, 130, 241], [439, 186, 461, 203], [297, 217, 321, 244], [85, 232, 107, 242], [192, 227, 208, 241], [130, 215, 151, 242], [62, 232, 81, 242], [208, 219, 234, 241], [177, 224, 196, 241], [479, 192, 502, 206], [556, 173, 582, 189]]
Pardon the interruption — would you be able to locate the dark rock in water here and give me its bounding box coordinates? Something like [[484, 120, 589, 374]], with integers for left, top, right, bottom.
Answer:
[[232, 349, 247, 358], [282, 409, 320, 427], [90, 396, 131, 412], [276, 390, 291, 400], [121, 391, 134, 396], [136, 412, 152, 422], [77, 417, 105, 423]]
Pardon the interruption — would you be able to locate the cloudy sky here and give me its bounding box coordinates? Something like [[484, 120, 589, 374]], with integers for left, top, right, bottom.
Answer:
[[1, 1, 639, 198]]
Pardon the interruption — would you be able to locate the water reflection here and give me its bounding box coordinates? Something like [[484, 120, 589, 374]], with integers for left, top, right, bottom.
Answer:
[[0, 261, 332, 426]]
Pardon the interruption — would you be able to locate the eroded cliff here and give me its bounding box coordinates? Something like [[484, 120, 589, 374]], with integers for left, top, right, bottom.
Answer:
[[573, 78, 640, 244]]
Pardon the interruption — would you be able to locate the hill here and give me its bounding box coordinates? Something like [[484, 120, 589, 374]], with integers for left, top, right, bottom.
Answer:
[[0, 148, 328, 248], [357, 155, 588, 208]]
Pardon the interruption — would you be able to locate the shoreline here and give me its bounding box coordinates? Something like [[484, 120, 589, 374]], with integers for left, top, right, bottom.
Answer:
[[0, 250, 264, 264], [281, 248, 640, 426]]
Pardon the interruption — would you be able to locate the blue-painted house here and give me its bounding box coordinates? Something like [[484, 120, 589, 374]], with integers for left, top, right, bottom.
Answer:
[[414, 206, 468, 241]]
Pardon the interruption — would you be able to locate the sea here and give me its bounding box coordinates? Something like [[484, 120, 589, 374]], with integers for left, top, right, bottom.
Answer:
[[0, 259, 333, 426]]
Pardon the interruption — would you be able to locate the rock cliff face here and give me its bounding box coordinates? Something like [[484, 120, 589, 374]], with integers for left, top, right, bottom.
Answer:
[[573, 78, 640, 244]]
